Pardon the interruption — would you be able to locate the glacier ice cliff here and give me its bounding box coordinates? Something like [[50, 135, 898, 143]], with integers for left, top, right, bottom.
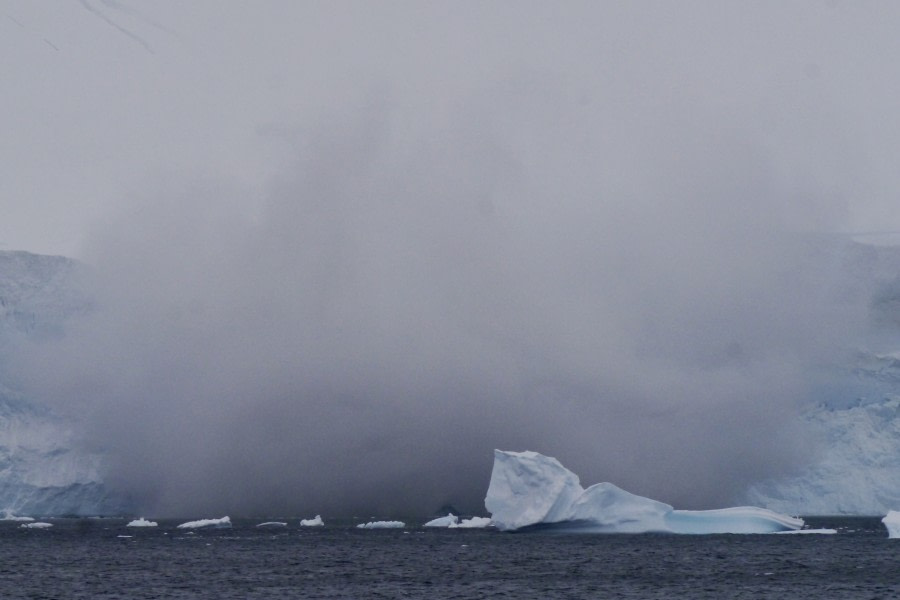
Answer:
[[0, 251, 130, 516], [486, 450, 804, 533]]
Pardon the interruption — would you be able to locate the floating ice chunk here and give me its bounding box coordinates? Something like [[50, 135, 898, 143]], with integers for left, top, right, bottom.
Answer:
[[126, 517, 158, 527], [486, 450, 804, 534], [300, 515, 324, 527], [20, 522, 52, 529], [256, 522, 287, 528], [883, 510, 900, 538], [0, 511, 34, 522], [356, 520, 405, 529], [450, 516, 492, 529], [424, 514, 458, 527], [177, 516, 232, 529]]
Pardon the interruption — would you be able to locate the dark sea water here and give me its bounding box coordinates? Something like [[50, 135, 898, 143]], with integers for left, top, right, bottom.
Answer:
[[1, 517, 898, 599]]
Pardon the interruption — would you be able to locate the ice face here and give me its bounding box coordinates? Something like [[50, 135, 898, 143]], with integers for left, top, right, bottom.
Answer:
[[299, 515, 324, 527], [882, 511, 900, 538], [485, 450, 804, 533], [484, 450, 584, 531]]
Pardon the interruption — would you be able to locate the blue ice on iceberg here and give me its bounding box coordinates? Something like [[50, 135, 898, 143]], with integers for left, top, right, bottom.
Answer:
[[485, 450, 804, 534]]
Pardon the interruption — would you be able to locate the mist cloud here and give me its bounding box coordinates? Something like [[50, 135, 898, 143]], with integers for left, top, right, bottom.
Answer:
[[7, 1, 889, 517]]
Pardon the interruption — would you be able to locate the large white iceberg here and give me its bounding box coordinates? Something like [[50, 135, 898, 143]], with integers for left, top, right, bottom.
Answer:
[[485, 450, 804, 534], [126, 517, 158, 527], [177, 516, 232, 529], [883, 511, 900, 538], [300, 515, 324, 527]]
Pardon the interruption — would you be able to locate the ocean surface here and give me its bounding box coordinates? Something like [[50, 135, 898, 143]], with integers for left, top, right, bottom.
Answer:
[[1, 517, 898, 599]]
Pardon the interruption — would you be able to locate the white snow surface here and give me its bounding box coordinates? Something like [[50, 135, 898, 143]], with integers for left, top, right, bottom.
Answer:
[[300, 515, 324, 527], [126, 517, 158, 527], [882, 511, 900, 538], [486, 450, 804, 533], [356, 520, 405, 529], [424, 514, 458, 527], [177, 516, 232, 529]]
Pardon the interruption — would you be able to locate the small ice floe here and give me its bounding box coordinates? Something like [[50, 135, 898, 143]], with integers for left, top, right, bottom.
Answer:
[[424, 514, 458, 527], [126, 518, 158, 527], [0, 511, 34, 522], [256, 522, 288, 528], [450, 517, 492, 529], [20, 522, 52, 529], [883, 511, 900, 538], [357, 521, 405, 529], [117, 535, 133, 538], [771, 528, 837, 535], [300, 515, 324, 527], [177, 516, 232, 529]]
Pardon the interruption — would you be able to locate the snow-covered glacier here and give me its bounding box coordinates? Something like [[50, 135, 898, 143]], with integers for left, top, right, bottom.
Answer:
[[486, 450, 804, 533], [0, 251, 130, 516]]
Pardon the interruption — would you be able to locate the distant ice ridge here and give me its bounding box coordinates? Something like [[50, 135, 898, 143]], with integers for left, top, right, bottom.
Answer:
[[300, 515, 323, 527], [486, 450, 803, 533], [882, 511, 900, 538], [357, 520, 405, 529], [177, 516, 231, 529], [126, 517, 157, 527]]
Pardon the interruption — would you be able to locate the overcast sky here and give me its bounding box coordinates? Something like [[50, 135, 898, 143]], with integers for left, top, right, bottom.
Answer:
[[4, 1, 900, 517]]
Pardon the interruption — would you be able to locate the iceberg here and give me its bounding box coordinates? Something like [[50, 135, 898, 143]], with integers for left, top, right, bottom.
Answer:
[[300, 515, 324, 527], [126, 517, 157, 527], [256, 521, 287, 528], [0, 511, 33, 522], [424, 514, 458, 527], [177, 516, 231, 529], [356, 520, 405, 529], [20, 522, 52, 529], [485, 450, 804, 533], [450, 516, 492, 529], [882, 511, 900, 538]]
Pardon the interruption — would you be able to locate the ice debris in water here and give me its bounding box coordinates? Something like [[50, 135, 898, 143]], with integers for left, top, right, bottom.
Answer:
[[300, 515, 324, 527], [126, 517, 158, 527], [485, 450, 804, 534], [256, 522, 287, 528], [357, 520, 405, 529], [20, 522, 52, 529], [882, 510, 900, 538], [177, 516, 232, 529]]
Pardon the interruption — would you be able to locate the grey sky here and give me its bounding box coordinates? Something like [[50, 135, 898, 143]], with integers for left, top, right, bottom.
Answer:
[[4, 1, 900, 517]]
